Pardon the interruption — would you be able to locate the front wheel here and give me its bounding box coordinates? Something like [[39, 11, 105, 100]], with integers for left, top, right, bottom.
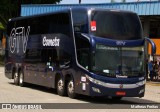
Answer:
[[67, 78, 76, 99], [14, 72, 19, 85]]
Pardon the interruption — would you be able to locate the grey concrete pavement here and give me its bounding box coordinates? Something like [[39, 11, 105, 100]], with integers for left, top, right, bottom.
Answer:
[[0, 67, 160, 112]]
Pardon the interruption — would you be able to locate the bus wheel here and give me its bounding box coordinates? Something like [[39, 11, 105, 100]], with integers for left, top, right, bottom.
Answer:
[[19, 71, 25, 87], [57, 77, 65, 96], [14, 72, 19, 85], [67, 78, 76, 99]]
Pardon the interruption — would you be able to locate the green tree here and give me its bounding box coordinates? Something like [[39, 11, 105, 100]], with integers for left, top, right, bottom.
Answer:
[[21, 0, 61, 4], [0, 0, 61, 30], [0, 23, 4, 30], [0, 0, 17, 30]]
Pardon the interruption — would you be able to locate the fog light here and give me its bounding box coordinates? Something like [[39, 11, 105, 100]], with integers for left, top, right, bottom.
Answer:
[[92, 87, 101, 93], [139, 89, 144, 94]]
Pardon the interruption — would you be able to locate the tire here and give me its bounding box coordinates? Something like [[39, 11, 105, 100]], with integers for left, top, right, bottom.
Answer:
[[13, 72, 19, 85], [57, 77, 66, 96], [67, 77, 76, 99], [19, 71, 25, 87]]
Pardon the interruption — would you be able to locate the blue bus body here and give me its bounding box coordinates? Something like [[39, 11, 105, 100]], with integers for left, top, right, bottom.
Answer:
[[5, 8, 156, 99]]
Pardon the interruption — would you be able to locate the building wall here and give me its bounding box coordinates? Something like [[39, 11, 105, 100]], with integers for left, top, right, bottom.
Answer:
[[148, 39, 160, 55]]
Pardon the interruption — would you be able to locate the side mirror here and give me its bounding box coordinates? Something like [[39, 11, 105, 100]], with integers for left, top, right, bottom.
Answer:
[[145, 37, 156, 55]]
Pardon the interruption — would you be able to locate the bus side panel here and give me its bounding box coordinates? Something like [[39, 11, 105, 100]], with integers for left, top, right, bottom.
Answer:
[[5, 22, 13, 79], [5, 48, 13, 79], [23, 33, 75, 88], [5, 20, 30, 79], [71, 68, 90, 96]]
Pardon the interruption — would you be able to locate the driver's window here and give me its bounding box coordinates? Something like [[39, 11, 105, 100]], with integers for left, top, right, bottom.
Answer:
[[75, 35, 90, 69]]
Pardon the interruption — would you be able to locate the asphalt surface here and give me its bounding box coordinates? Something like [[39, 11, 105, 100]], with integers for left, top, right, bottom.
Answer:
[[0, 67, 160, 112]]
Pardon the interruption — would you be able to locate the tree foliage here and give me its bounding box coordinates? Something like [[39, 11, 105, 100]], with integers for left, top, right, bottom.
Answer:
[[0, 0, 17, 30], [20, 0, 61, 4], [0, 0, 61, 30]]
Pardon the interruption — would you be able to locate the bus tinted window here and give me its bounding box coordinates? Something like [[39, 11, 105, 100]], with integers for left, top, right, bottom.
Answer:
[[29, 13, 71, 36], [91, 11, 143, 40], [72, 10, 88, 33], [75, 35, 90, 69]]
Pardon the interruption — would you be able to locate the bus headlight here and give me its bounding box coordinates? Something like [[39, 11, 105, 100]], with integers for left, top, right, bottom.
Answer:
[[86, 75, 106, 86]]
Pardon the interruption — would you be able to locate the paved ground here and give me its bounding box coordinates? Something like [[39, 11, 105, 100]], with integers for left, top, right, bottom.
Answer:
[[0, 67, 160, 112]]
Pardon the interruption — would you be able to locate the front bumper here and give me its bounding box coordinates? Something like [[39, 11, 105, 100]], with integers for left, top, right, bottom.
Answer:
[[86, 75, 145, 97]]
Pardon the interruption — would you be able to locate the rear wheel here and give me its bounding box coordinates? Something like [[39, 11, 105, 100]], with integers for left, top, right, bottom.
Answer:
[[19, 71, 25, 87], [14, 72, 19, 85], [57, 77, 66, 96], [67, 77, 76, 99]]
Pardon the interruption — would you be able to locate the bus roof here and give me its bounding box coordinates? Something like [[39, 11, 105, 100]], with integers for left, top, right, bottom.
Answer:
[[9, 7, 136, 22], [71, 7, 135, 13], [9, 9, 70, 22]]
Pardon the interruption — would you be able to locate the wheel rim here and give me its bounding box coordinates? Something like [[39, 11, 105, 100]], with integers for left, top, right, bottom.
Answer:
[[68, 80, 74, 94], [58, 79, 64, 91], [19, 73, 23, 84]]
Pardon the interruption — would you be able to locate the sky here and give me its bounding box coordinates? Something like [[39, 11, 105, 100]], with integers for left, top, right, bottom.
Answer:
[[60, 0, 158, 4]]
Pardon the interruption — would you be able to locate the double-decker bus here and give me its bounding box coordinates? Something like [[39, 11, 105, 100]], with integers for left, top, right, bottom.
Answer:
[[5, 8, 156, 99]]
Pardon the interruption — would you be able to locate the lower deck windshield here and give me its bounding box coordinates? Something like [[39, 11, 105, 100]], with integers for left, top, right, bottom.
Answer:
[[92, 44, 144, 77]]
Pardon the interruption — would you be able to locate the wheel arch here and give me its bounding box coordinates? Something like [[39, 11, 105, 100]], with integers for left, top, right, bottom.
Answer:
[[65, 74, 74, 87]]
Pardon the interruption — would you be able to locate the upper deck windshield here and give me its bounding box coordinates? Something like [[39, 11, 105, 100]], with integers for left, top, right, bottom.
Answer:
[[90, 10, 143, 40]]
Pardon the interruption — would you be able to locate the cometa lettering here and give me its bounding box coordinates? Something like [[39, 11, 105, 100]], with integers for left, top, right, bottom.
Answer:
[[43, 36, 60, 46]]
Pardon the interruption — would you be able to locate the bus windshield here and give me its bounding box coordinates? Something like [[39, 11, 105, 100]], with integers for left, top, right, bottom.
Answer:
[[92, 44, 144, 77], [90, 10, 143, 40]]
